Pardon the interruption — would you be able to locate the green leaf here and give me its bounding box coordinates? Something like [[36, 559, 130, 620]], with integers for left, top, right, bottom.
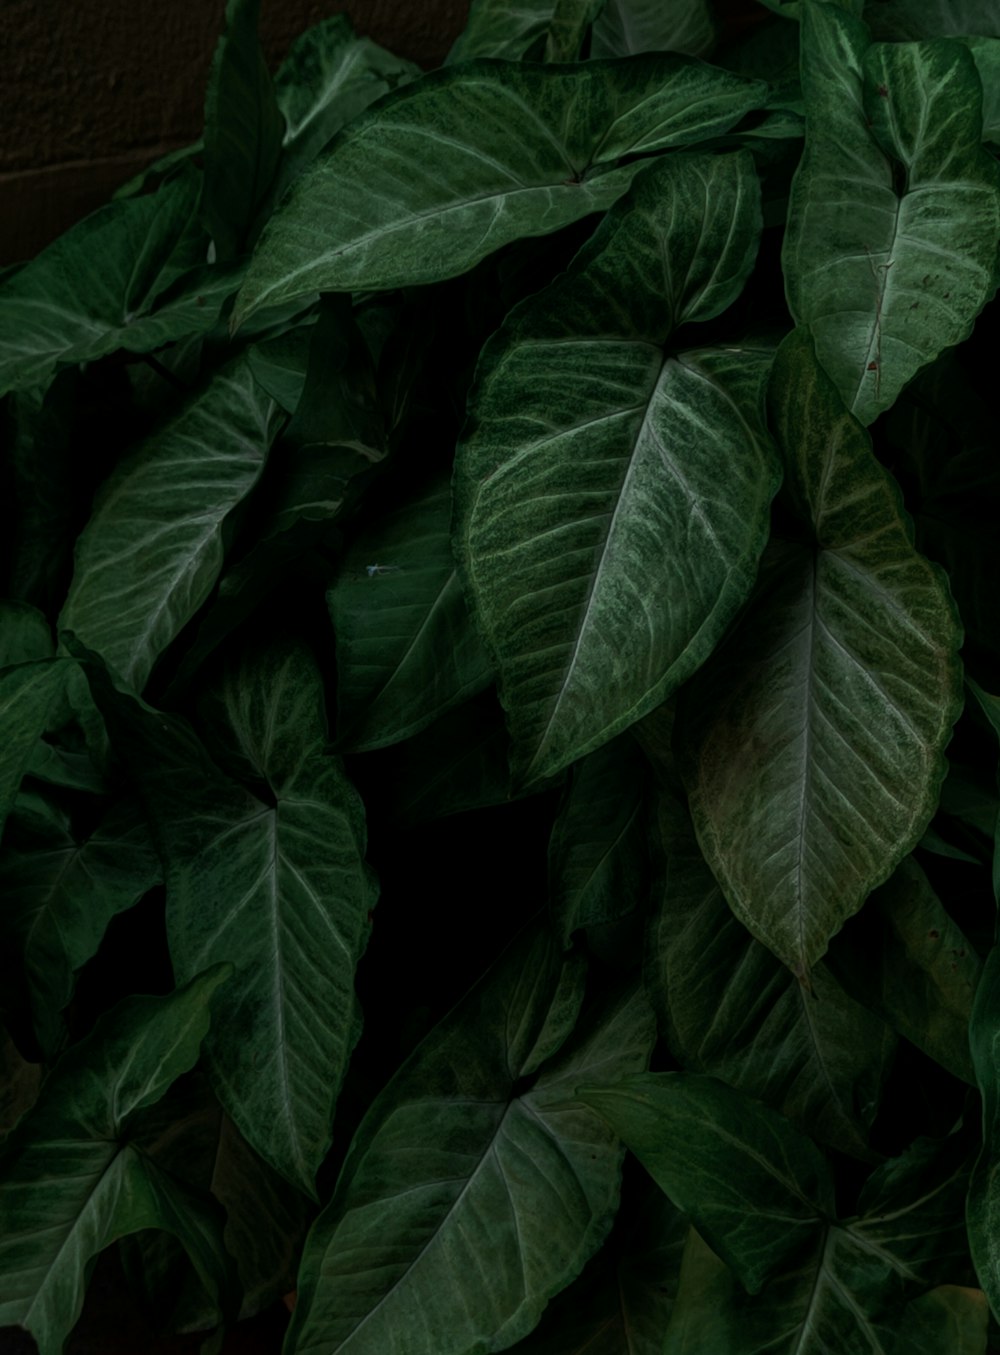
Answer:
[[828, 855, 980, 1083], [285, 931, 656, 1355], [962, 38, 1000, 143], [590, 0, 715, 59], [0, 1025, 42, 1144], [274, 15, 418, 193], [0, 601, 53, 669], [455, 152, 778, 784], [783, 3, 1000, 424], [0, 660, 73, 841], [329, 474, 494, 752], [548, 736, 652, 947], [864, 0, 1000, 41], [579, 1072, 834, 1293], [649, 795, 895, 1156], [968, 941, 1000, 1320], [0, 171, 237, 398], [0, 968, 235, 1355], [232, 57, 766, 320], [58, 356, 278, 691], [678, 328, 962, 977], [202, 0, 285, 259], [78, 636, 377, 1196], [508, 1182, 687, 1354], [124, 1072, 311, 1323], [0, 798, 162, 1057], [448, 0, 598, 62]]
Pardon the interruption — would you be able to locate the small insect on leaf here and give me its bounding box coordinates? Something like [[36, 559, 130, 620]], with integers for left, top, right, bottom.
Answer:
[[867, 361, 878, 372]]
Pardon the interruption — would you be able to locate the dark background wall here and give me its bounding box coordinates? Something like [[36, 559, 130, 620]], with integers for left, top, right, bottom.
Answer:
[[0, 1, 470, 265]]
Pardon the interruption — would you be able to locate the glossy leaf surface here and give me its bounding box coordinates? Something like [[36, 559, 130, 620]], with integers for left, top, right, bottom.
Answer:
[[455, 152, 778, 783], [679, 329, 962, 976], [233, 57, 765, 319]]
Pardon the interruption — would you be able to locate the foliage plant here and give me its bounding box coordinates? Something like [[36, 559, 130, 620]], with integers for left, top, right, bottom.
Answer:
[[2, 0, 1000, 1350]]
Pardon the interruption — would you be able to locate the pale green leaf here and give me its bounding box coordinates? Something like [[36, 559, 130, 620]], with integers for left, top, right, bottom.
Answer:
[[59, 356, 278, 691], [455, 152, 777, 783], [678, 328, 962, 977], [203, 0, 285, 259], [329, 474, 493, 751], [649, 795, 895, 1156], [285, 931, 655, 1355], [784, 4, 1000, 423], [0, 969, 234, 1355], [591, 0, 715, 59], [0, 171, 238, 398], [79, 637, 377, 1196], [579, 1072, 834, 1293], [232, 57, 766, 320], [0, 799, 162, 1058]]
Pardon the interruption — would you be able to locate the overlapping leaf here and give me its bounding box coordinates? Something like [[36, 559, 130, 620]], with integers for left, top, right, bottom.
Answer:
[[59, 356, 279, 691], [232, 57, 766, 319], [591, 0, 715, 59], [0, 170, 239, 398], [455, 151, 778, 783], [0, 798, 162, 1057], [649, 795, 895, 1156], [78, 637, 377, 1197], [784, 1, 1000, 424], [448, 0, 602, 62], [285, 929, 655, 1355], [0, 969, 235, 1355], [329, 474, 493, 750], [678, 328, 962, 977]]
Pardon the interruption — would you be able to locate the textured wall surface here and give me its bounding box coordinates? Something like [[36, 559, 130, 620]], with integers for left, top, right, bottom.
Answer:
[[0, 0, 470, 263]]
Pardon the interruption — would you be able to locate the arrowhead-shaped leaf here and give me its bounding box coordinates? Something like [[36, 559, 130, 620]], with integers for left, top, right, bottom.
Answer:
[[77, 637, 377, 1196], [455, 152, 778, 783], [678, 328, 962, 977], [0, 798, 162, 1057], [649, 795, 895, 1156], [0, 170, 238, 398], [285, 930, 655, 1355], [784, 2, 1000, 424], [59, 356, 279, 691], [328, 473, 494, 751], [232, 57, 766, 320], [0, 968, 235, 1355], [579, 1072, 834, 1293]]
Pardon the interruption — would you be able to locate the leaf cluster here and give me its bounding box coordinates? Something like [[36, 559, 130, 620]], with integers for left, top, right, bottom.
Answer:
[[2, 0, 1000, 1352]]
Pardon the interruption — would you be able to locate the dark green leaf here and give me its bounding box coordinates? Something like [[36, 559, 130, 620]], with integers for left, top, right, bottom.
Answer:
[[0, 969, 235, 1355], [968, 941, 1000, 1319], [784, 3, 1000, 424], [864, 1, 1000, 40], [78, 637, 377, 1196], [202, 0, 285, 259], [679, 328, 962, 977], [232, 57, 766, 319], [455, 152, 778, 784], [0, 798, 162, 1058], [329, 474, 493, 751], [285, 931, 655, 1355], [0, 171, 237, 398], [59, 356, 279, 691], [649, 795, 895, 1156], [579, 1072, 834, 1293], [548, 736, 652, 947], [0, 661, 74, 841], [591, 0, 715, 59]]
